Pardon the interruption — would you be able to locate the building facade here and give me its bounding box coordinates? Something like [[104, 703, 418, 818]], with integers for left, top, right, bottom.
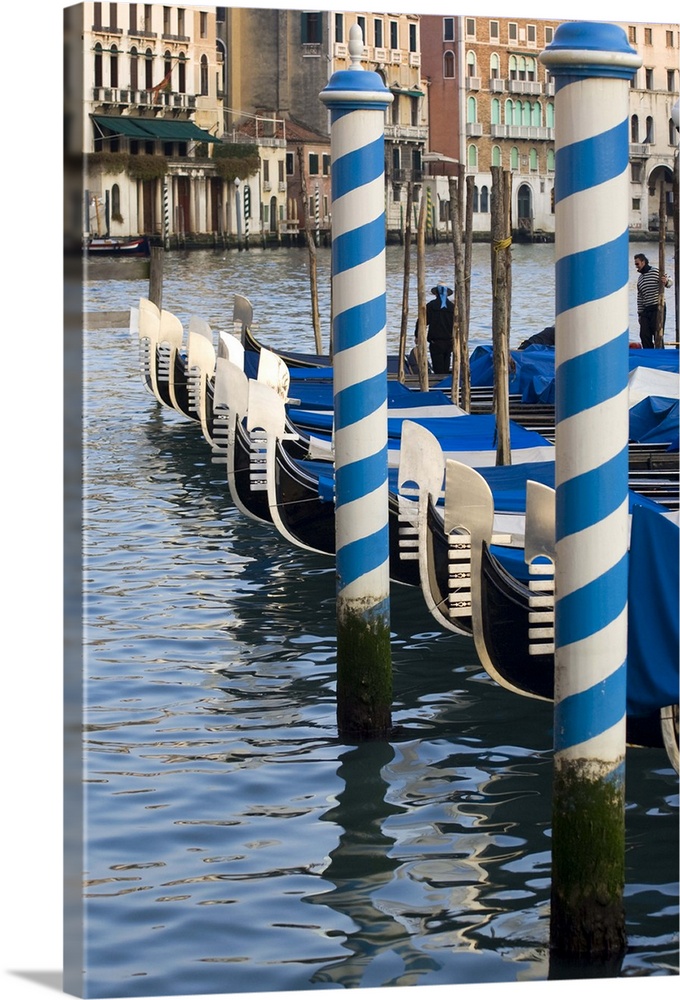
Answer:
[[421, 13, 679, 239], [81, 2, 257, 244], [72, 7, 678, 245], [627, 21, 678, 234]]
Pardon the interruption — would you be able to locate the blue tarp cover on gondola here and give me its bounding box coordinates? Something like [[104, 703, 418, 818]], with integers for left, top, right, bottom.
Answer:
[[629, 396, 679, 450], [466, 345, 680, 404], [627, 505, 679, 716], [289, 409, 552, 453]]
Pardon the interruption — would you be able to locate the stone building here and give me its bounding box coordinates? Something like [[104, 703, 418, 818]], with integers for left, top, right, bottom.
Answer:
[[421, 13, 562, 239], [219, 7, 428, 236], [627, 21, 679, 235], [420, 12, 679, 239]]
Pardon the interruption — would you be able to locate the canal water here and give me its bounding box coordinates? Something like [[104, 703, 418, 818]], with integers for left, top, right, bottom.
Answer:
[[79, 242, 678, 998]]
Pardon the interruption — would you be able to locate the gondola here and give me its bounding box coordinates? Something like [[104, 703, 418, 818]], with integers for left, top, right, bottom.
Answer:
[[444, 459, 679, 758], [86, 235, 150, 256]]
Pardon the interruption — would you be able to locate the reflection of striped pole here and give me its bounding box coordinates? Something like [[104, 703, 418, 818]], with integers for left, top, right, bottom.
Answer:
[[314, 183, 320, 246], [540, 22, 641, 960], [320, 24, 394, 740]]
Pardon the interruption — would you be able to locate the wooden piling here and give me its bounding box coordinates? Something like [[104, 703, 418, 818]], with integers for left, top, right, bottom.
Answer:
[[149, 246, 164, 310], [397, 182, 413, 383], [297, 146, 323, 354], [655, 176, 666, 349], [415, 190, 429, 392], [490, 166, 511, 465]]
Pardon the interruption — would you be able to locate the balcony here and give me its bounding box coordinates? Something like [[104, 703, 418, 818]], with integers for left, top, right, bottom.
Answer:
[[466, 122, 483, 137], [409, 52, 420, 68], [505, 125, 553, 140], [333, 42, 347, 58], [490, 123, 507, 138], [490, 78, 505, 92], [544, 80, 555, 96], [466, 77, 481, 90], [630, 142, 651, 157], [384, 123, 429, 142], [390, 49, 402, 64], [93, 88, 198, 113], [508, 79, 542, 95]]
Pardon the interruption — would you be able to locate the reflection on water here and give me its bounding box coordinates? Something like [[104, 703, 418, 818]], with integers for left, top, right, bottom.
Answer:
[[78, 248, 678, 998]]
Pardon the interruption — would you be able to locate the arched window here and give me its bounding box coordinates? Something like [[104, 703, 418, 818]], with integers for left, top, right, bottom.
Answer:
[[467, 95, 477, 123], [492, 145, 502, 167], [466, 51, 477, 77], [529, 148, 538, 171], [644, 116, 654, 143], [518, 56, 527, 81], [513, 101, 522, 126], [111, 184, 121, 218], [631, 114, 639, 142], [531, 102, 541, 127], [443, 50, 455, 78], [178, 53, 186, 94], [164, 50, 173, 87], [480, 185, 489, 212], [504, 99, 513, 124], [468, 144, 478, 169], [546, 103, 555, 129], [130, 47, 138, 92], [547, 148, 555, 172], [527, 57, 537, 81], [671, 118, 678, 145], [491, 99, 500, 125], [510, 146, 519, 170], [490, 53, 500, 79], [94, 42, 103, 88], [509, 54, 518, 80], [473, 185, 479, 212], [200, 55, 209, 96], [110, 44, 118, 88], [145, 49, 154, 89], [522, 101, 531, 126]]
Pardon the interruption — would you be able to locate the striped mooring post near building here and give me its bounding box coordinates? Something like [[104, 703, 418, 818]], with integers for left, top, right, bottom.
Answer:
[[539, 23, 642, 960], [163, 178, 170, 250], [319, 25, 394, 740]]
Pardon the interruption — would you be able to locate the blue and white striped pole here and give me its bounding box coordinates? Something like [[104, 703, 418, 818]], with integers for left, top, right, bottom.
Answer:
[[540, 22, 641, 961], [320, 25, 394, 739]]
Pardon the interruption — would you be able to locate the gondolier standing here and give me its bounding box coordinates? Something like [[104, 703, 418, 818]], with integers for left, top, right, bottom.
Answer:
[[634, 253, 672, 348], [415, 284, 454, 373]]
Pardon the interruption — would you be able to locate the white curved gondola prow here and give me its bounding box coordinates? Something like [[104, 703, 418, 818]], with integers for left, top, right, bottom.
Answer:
[[257, 346, 290, 400], [397, 421, 460, 630], [137, 297, 163, 403], [187, 328, 217, 444], [218, 330, 245, 369], [233, 294, 254, 344]]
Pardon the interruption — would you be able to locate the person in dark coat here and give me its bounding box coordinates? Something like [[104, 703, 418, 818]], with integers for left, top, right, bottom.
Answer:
[[415, 284, 454, 374], [518, 325, 555, 350]]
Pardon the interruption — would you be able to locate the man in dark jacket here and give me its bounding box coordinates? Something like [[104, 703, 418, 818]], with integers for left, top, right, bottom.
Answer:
[[415, 284, 454, 374]]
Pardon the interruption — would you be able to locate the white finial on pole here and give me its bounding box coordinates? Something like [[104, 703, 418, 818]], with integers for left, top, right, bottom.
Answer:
[[348, 23, 364, 69]]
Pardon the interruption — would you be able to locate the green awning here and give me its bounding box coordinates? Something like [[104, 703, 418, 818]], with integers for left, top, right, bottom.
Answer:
[[390, 88, 425, 99], [92, 115, 221, 143]]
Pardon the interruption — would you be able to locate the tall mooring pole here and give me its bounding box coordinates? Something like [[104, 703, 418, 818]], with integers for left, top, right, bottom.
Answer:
[[540, 23, 642, 961], [320, 25, 394, 741]]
